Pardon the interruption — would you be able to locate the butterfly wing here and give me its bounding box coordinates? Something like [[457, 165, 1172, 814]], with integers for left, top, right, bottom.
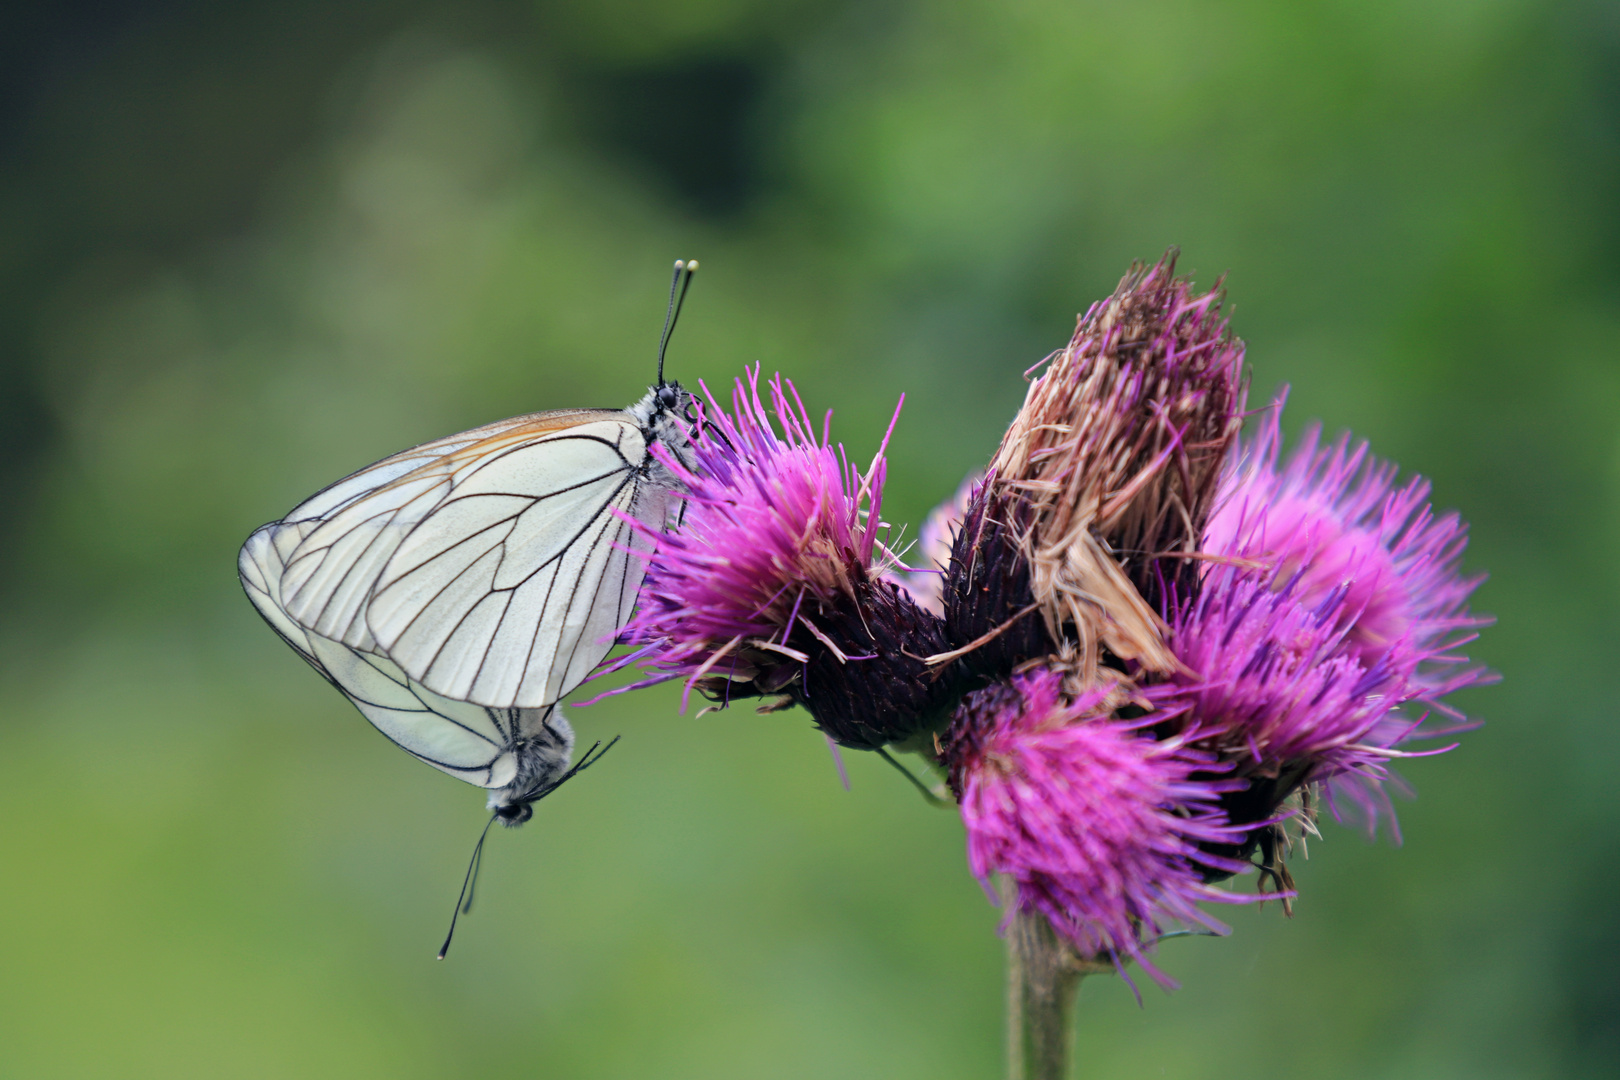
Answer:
[[264, 408, 670, 708], [273, 409, 618, 651], [240, 523, 561, 789]]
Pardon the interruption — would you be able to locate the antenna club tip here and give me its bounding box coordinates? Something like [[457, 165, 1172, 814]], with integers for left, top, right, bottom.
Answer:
[[686, 260, 699, 271]]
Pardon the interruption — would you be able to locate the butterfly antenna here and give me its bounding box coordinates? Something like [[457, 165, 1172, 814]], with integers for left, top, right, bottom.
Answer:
[[570, 734, 620, 781], [436, 738, 623, 958], [656, 259, 699, 385], [575, 734, 622, 772], [437, 810, 499, 960], [461, 826, 488, 914]]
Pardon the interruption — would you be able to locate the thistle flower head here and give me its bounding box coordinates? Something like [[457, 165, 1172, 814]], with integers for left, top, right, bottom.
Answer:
[[1153, 564, 1412, 767], [628, 369, 889, 641], [1204, 396, 1490, 718], [620, 368, 955, 749], [942, 668, 1252, 987], [985, 250, 1248, 680], [1151, 398, 1493, 838]]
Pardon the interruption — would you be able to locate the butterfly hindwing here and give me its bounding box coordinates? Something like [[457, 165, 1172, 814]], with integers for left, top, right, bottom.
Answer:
[[304, 636, 518, 787], [241, 523, 563, 790]]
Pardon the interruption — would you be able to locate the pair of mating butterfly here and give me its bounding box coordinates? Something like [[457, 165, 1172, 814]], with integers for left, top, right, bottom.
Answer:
[[239, 262, 702, 956]]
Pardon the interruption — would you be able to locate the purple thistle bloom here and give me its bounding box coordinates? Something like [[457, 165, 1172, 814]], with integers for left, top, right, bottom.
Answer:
[[1203, 395, 1490, 723], [618, 368, 956, 749], [624, 368, 891, 653], [943, 669, 1254, 988], [620, 368, 892, 695], [1153, 563, 1415, 767], [1153, 396, 1493, 838]]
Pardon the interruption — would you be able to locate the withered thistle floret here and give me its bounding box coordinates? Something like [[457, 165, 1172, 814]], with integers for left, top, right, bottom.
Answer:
[[983, 249, 1248, 680]]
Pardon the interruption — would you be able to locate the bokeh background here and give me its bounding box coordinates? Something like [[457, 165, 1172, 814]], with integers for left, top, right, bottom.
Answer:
[[1, 1, 1615, 1077]]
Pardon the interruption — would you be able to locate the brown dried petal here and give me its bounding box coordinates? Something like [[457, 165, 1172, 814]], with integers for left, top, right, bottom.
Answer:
[[987, 250, 1247, 657]]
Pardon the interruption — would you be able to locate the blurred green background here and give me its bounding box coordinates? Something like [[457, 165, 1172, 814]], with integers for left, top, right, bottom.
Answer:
[[0, 1, 1614, 1077]]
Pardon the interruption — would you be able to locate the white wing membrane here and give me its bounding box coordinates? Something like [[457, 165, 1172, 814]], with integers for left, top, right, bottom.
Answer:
[[277, 413, 618, 644], [256, 411, 663, 709], [305, 636, 519, 788], [240, 524, 568, 790], [240, 388, 693, 802]]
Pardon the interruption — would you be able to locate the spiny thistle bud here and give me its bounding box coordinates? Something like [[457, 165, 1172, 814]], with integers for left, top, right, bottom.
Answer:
[[939, 668, 1254, 988], [939, 481, 1061, 684], [618, 369, 958, 750], [974, 250, 1248, 682]]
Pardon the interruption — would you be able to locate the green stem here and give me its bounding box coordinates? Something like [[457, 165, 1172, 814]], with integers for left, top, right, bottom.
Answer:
[[1001, 879, 1110, 1080]]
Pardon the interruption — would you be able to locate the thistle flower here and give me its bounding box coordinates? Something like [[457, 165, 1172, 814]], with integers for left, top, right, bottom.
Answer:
[[1203, 396, 1490, 720], [619, 369, 957, 750], [940, 669, 1252, 987], [1156, 564, 1415, 768], [1152, 398, 1492, 843], [972, 250, 1248, 684]]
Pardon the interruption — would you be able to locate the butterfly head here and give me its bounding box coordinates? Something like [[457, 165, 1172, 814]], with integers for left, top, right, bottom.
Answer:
[[630, 381, 700, 476], [494, 800, 534, 827], [655, 380, 685, 413], [639, 258, 702, 472]]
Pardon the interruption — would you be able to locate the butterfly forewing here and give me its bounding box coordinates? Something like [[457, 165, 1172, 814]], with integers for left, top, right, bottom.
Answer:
[[511, 478, 640, 705], [364, 420, 646, 705], [281, 472, 451, 649], [278, 411, 620, 646], [264, 408, 665, 709]]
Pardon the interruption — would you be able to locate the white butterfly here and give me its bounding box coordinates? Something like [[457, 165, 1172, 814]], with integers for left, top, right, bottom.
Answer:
[[239, 262, 698, 827]]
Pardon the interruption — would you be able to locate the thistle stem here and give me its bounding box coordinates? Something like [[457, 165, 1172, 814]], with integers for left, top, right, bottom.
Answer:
[[1001, 879, 1108, 1080]]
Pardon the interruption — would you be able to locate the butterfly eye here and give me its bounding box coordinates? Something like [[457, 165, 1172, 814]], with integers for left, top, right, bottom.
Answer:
[[657, 384, 682, 410], [496, 803, 533, 826]]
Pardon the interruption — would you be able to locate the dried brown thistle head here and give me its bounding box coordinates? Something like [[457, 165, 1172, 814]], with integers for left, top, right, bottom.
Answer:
[[986, 249, 1248, 679]]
